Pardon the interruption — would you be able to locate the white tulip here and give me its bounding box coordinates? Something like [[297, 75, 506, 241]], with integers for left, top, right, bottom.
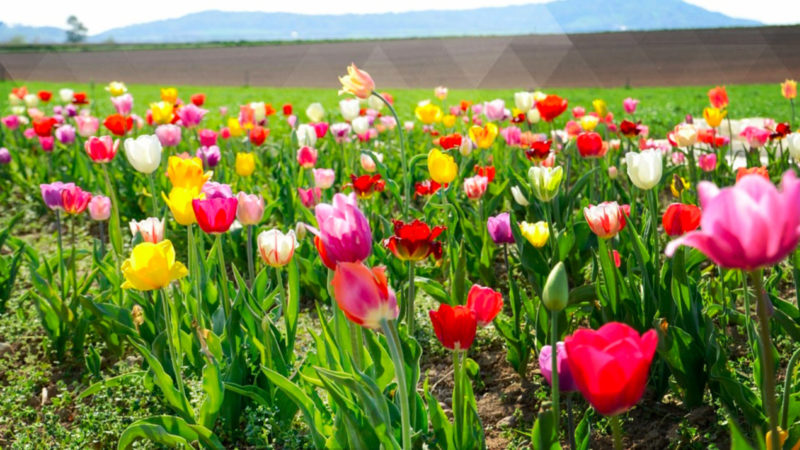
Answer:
[[59, 88, 74, 103], [625, 149, 663, 190], [787, 133, 800, 160], [306, 102, 325, 122], [250, 101, 266, 122], [296, 124, 317, 147], [257, 229, 297, 268], [459, 137, 473, 156], [352, 116, 370, 136], [23, 94, 39, 108], [673, 124, 697, 147], [511, 186, 530, 206], [527, 108, 541, 124], [7, 93, 21, 106], [340, 98, 360, 122], [514, 91, 534, 112], [367, 95, 384, 112], [124, 135, 162, 174]]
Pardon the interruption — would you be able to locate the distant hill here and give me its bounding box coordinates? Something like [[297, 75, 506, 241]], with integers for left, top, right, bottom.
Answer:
[[0, 22, 68, 44], [2, 0, 762, 45]]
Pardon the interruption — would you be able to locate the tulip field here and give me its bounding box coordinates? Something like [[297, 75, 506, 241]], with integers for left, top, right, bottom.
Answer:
[[1, 73, 800, 450]]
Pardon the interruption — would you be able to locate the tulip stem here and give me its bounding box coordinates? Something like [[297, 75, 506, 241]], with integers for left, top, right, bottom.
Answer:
[[453, 348, 464, 449], [188, 224, 203, 330], [405, 261, 416, 336], [610, 415, 623, 450], [148, 171, 159, 218], [55, 210, 67, 303], [247, 225, 255, 287], [373, 91, 410, 221], [551, 309, 560, 438], [750, 270, 780, 450], [69, 217, 78, 308], [381, 319, 411, 450], [215, 234, 234, 356], [101, 164, 122, 259]]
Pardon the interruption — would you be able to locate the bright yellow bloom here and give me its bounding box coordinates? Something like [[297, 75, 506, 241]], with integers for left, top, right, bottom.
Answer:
[[580, 115, 599, 131], [427, 148, 458, 184], [468, 123, 498, 149], [105, 81, 127, 97], [442, 114, 456, 128], [162, 187, 204, 226], [520, 221, 549, 248], [160, 87, 178, 104], [166, 156, 211, 190], [227, 117, 243, 137], [670, 175, 690, 198], [782, 79, 797, 100], [236, 152, 256, 177], [150, 101, 174, 125], [702, 107, 727, 127], [765, 427, 800, 450], [338, 63, 375, 99], [592, 99, 608, 117], [415, 102, 443, 125], [121, 240, 188, 291]]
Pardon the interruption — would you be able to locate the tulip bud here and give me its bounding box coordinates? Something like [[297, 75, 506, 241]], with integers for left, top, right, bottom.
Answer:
[[295, 222, 307, 240], [511, 186, 530, 206], [459, 136, 473, 156], [542, 262, 568, 312], [0, 147, 10, 165], [608, 166, 618, 179]]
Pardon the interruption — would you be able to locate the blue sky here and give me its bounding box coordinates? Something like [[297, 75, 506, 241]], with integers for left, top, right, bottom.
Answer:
[[4, 0, 797, 34]]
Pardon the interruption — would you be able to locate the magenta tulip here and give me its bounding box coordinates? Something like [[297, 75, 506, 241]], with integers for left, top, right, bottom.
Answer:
[[310, 192, 372, 267]]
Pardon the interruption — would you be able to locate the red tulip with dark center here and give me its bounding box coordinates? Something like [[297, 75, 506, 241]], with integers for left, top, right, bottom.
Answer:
[[526, 140, 552, 161], [619, 120, 641, 138], [349, 174, 385, 199], [770, 122, 791, 140], [384, 219, 445, 261], [662, 203, 701, 237], [72, 92, 89, 105]]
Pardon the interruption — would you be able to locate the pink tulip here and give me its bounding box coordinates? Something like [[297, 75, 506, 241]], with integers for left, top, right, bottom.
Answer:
[[85, 135, 119, 163], [75, 114, 99, 137], [380, 116, 396, 130], [39, 136, 55, 152], [500, 126, 521, 146], [112, 93, 133, 116], [88, 195, 111, 221], [297, 146, 318, 169], [236, 192, 265, 226], [177, 104, 207, 128], [298, 187, 322, 208], [572, 106, 585, 119], [740, 126, 770, 148], [1, 115, 20, 130], [156, 124, 182, 147], [671, 150, 686, 165], [61, 185, 92, 215], [666, 171, 800, 270], [463, 175, 488, 200], [697, 153, 717, 172], [312, 122, 329, 139], [331, 261, 398, 329], [484, 99, 506, 121], [310, 192, 372, 266], [198, 129, 218, 147], [287, 115, 297, 128], [623, 97, 639, 114], [539, 342, 577, 392], [313, 168, 336, 189], [129, 217, 165, 243], [202, 182, 233, 199]]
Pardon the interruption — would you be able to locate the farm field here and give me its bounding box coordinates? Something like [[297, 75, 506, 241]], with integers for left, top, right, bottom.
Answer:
[[0, 75, 799, 450]]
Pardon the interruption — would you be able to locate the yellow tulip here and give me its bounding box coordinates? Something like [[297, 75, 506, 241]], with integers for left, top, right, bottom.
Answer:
[[166, 156, 211, 190], [592, 99, 608, 117], [702, 107, 727, 127], [670, 175, 690, 198], [236, 152, 256, 177], [520, 221, 549, 248], [162, 187, 204, 226], [150, 101, 174, 125], [121, 240, 188, 291], [427, 148, 458, 184], [468, 123, 498, 149], [105, 81, 127, 97], [580, 115, 599, 131], [160, 87, 178, 104], [442, 114, 456, 128], [415, 102, 443, 125], [227, 117, 243, 137]]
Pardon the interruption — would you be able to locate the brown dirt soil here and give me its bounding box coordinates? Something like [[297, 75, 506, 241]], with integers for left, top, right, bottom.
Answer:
[[2, 26, 799, 89]]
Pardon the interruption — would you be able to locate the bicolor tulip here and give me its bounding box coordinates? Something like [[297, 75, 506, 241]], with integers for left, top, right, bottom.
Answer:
[[427, 148, 458, 184], [332, 262, 398, 329], [0, 147, 9, 165], [429, 304, 477, 351], [539, 342, 577, 392], [61, 185, 92, 215], [584, 202, 628, 239], [666, 171, 800, 270], [782, 79, 798, 100], [383, 219, 445, 261], [121, 240, 188, 291], [528, 166, 563, 202], [55, 125, 76, 144], [468, 123, 498, 149], [338, 63, 375, 99], [466, 284, 503, 327], [313, 168, 336, 189], [236, 192, 264, 226], [297, 146, 318, 169], [124, 135, 162, 174], [202, 182, 233, 199], [625, 149, 663, 190], [463, 175, 488, 200], [87, 195, 111, 221], [129, 217, 165, 243], [85, 136, 119, 163], [565, 322, 657, 416], [708, 86, 728, 109], [487, 212, 515, 245], [311, 193, 372, 266], [41, 182, 74, 210], [257, 229, 298, 267]]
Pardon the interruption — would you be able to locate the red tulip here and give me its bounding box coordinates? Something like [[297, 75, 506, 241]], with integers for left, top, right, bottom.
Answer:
[[332, 261, 399, 329], [466, 284, 503, 327], [439, 133, 462, 150], [282, 103, 293, 116], [72, 92, 89, 105], [535, 95, 568, 122], [708, 86, 728, 109], [429, 304, 477, 351], [619, 120, 641, 138], [11, 86, 27, 99], [662, 203, 701, 236], [61, 185, 92, 215], [473, 165, 495, 183], [104, 114, 133, 136], [770, 122, 791, 140], [264, 103, 276, 116], [38, 90, 52, 102], [349, 174, 385, 199], [383, 219, 445, 261], [33, 117, 57, 137], [414, 179, 441, 197], [526, 140, 552, 161], [192, 197, 238, 234], [249, 125, 269, 146], [85, 136, 119, 163], [576, 132, 605, 158], [190, 93, 206, 107], [565, 322, 658, 416]]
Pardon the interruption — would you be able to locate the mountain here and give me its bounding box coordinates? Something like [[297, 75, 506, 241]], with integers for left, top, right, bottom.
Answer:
[[0, 22, 68, 44], [2, 0, 762, 45]]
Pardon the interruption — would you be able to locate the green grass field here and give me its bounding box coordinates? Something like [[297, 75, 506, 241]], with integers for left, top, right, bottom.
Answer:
[[0, 81, 790, 137]]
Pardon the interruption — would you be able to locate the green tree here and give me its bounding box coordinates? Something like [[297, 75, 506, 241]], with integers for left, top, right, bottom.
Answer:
[[65, 15, 87, 43]]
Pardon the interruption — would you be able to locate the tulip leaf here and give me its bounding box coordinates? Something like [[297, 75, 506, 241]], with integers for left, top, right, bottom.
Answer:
[[117, 415, 223, 450]]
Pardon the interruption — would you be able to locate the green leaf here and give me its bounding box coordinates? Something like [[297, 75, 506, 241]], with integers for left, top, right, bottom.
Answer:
[[532, 408, 561, 450], [78, 371, 146, 400], [198, 360, 224, 429], [262, 367, 330, 448], [117, 415, 223, 450], [127, 338, 194, 422]]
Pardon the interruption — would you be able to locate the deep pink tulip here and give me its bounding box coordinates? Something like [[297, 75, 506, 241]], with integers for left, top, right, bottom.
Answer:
[[312, 122, 329, 139], [666, 171, 800, 270], [198, 129, 218, 147], [298, 187, 322, 208], [539, 342, 577, 392], [2, 115, 20, 130], [297, 146, 318, 169], [623, 97, 639, 114], [39, 136, 55, 152], [192, 197, 238, 234], [61, 185, 92, 215], [310, 192, 372, 266], [565, 322, 657, 416], [85, 135, 119, 163], [697, 153, 717, 172], [177, 104, 207, 128]]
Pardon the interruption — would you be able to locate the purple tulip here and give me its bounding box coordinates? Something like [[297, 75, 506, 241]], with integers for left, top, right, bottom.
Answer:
[[202, 181, 234, 199], [196, 145, 221, 168], [539, 342, 576, 392], [487, 213, 515, 245], [40, 182, 75, 210], [0, 147, 10, 165], [55, 124, 76, 144]]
